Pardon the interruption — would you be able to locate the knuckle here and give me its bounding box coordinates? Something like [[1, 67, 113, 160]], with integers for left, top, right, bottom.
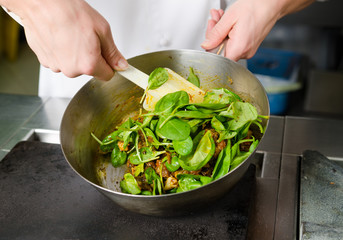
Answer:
[[97, 18, 111, 35], [82, 59, 98, 76], [60, 64, 83, 78], [105, 47, 118, 61]]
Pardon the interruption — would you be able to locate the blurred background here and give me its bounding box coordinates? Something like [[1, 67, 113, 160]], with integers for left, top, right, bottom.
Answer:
[[0, 8, 39, 96], [0, 0, 342, 118]]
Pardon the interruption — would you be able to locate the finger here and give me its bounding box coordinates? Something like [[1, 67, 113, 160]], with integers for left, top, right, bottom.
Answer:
[[218, 9, 224, 18], [91, 55, 115, 80], [205, 19, 217, 39], [210, 9, 221, 22], [224, 35, 256, 61], [201, 12, 234, 50], [224, 39, 241, 62]]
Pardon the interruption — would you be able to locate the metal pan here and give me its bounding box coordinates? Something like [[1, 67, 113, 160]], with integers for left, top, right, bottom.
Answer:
[[60, 49, 270, 216]]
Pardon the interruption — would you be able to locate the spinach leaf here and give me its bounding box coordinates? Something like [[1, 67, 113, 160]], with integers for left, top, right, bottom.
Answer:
[[140, 115, 153, 128], [117, 118, 134, 131], [230, 138, 259, 170], [134, 163, 144, 177], [173, 136, 193, 156], [149, 119, 158, 132], [145, 167, 160, 184], [141, 190, 152, 195], [203, 88, 241, 104], [129, 147, 165, 165], [99, 141, 117, 153], [220, 102, 258, 132], [176, 174, 212, 193], [147, 67, 169, 90], [96, 118, 136, 152], [211, 116, 237, 142], [230, 152, 250, 170], [192, 103, 228, 110], [212, 141, 231, 180], [110, 143, 127, 167], [118, 130, 134, 149], [143, 127, 172, 147], [235, 122, 251, 141], [91, 129, 121, 153], [120, 173, 141, 194], [179, 130, 215, 171], [187, 119, 204, 128], [156, 116, 191, 141], [174, 111, 215, 119], [140, 68, 169, 104], [192, 130, 206, 148], [187, 67, 200, 87], [165, 155, 180, 172], [154, 91, 189, 114], [185, 105, 198, 111], [145, 167, 163, 195], [187, 119, 205, 135], [211, 116, 226, 132]]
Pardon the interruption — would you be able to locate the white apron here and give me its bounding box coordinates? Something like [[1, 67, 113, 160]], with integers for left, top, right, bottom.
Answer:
[[38, 0, 235, 98]]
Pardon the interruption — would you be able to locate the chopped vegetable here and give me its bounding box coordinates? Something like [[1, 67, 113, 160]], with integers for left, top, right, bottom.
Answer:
[[91, 67, 268, 195]]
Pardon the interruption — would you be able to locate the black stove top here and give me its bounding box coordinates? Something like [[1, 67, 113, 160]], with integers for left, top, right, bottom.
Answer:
[[0, 141, 256, 240]]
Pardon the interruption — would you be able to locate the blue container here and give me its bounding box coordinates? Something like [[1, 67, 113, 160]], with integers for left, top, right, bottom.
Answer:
[[267, 92, 289, 115], [247, 48, 302, 115], [247, 48, 301, 79]]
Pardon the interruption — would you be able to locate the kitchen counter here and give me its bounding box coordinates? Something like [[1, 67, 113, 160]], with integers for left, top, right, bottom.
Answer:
[[0, 93, 71, 160]]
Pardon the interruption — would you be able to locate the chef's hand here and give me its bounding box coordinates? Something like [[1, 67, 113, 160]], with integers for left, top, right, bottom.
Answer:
[[201, 0, 314, 61], [3, 0, 127, 80]]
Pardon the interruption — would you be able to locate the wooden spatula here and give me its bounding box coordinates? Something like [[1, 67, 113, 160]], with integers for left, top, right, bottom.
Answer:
[[117, 65, 205, 111]]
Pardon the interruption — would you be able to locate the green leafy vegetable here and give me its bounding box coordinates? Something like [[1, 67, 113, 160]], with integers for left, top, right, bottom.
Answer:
[[140, 68, 169, 103], [173, 136, 193, 156], [147, 67, 169, 90], [187, 67, 200, 87], [154, 91, 189, 115], [145, 167, 163, 195], [164, 155, 180, 172], [110, 143, 127, 167], [212, 141, 231, 180], [203, 88, 241, 104], [129, 147, 165, 165], [176, 174, 212, 193], [179, 130, 215, 171], [134, 163, 144, 177], [156, 117, 191, 141], [120, 173, 141, 194], [230, 138, 259, 170], [92, 67, 269, 196]]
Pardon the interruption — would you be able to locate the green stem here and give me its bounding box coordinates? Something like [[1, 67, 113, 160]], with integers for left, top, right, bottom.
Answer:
[[258, 115, 270, 119], [90, 132, 103, 145], [138, 126, 148, 146], [135, 134, 142, 162], [140, 89, 148, 104], [253, 120, 265, 134]]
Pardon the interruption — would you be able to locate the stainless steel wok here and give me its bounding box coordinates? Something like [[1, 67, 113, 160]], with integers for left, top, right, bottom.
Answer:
[[60, 49, 270, 216]]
